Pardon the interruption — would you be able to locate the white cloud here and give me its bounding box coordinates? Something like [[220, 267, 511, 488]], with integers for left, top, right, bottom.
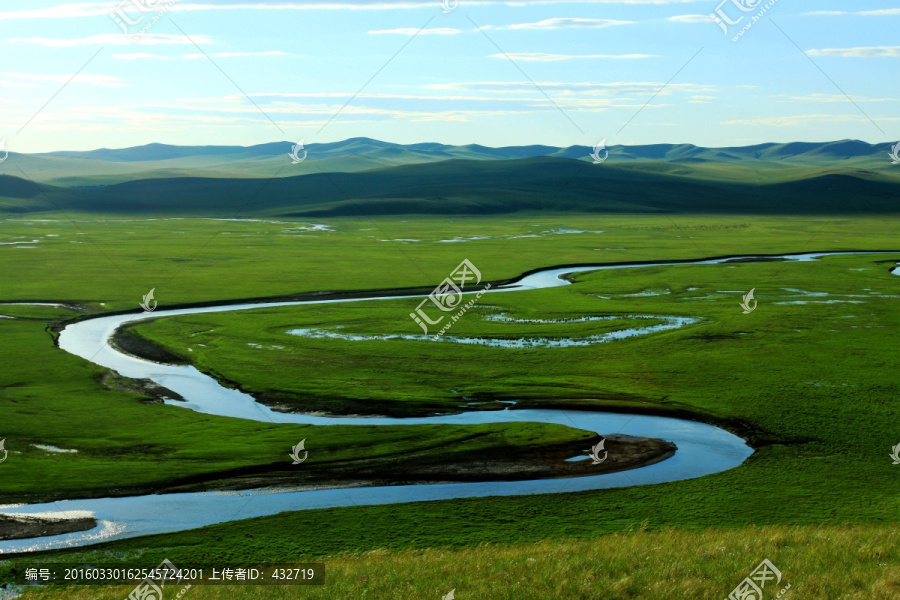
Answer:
[[182, 50, 287, 58], [0, 3, 117, 20], [369, 27, 460, 35], [490, 52, 655, 61], [0, 1, 715, 22], [2, 72, 128, 87], [507, 18, 632, 30], [26, 100, 544, 127], [116, 89, 664, 123], [10, 33, 213, 47], [688, 94, 716, 104], [722, 114, 899, 127], [111, 50, 286, 60], [112, 53, 173, 60], [0, 78, 40, 89], [806, 46, 900, 58], [667, 14, 710, 23], [774, 93, 895, 103], [241, 91, 539, 102], [426, 80, 716, 97], [805, 9, 900, 17]]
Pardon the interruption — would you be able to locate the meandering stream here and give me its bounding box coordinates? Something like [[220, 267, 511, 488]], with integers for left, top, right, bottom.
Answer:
[[2, 251, 896, 554]]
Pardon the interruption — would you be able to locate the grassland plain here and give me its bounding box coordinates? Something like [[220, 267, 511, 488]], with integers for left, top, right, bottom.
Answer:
[[126, 253, 900, 427], [1, 214, 899, 309], [1, 214, 898, 599], [99, 253, 900, 543]]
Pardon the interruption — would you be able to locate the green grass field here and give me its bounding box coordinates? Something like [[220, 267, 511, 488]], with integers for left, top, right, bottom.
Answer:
[[1, 213, 898, 308], [16, 524, 899, 600], [73, 251, 898, 547], [2, 211, 898, 599]]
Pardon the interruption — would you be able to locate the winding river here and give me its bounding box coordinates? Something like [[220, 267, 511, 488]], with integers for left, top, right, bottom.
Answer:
[[1, 251, 896, 554]]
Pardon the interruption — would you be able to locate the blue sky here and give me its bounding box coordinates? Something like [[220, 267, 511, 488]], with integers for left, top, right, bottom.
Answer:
[[1, 0, 898, 152]]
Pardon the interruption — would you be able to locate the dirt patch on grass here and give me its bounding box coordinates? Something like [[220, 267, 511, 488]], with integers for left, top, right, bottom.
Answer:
[[163, 434, 675, 494], [686, 333, 741, 341], [0, 514, 97, 541], [99, 370, 185, 404], [110, 321, 189, 365]]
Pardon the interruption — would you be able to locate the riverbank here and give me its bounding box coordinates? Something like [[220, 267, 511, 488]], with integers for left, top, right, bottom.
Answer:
[[161, 434, 676, 495], [0, 515, 97, 542]]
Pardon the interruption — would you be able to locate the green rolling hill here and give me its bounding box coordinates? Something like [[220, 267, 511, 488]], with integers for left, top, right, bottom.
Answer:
[[2, 154, 898, 217]]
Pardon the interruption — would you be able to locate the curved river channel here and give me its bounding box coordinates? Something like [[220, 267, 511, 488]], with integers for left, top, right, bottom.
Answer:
[[2, 251, 895, 554]]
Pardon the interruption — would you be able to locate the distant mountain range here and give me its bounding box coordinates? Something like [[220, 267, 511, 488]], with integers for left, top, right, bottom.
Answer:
[[33, 137, 895, 164], [3, 137, 899, 188]]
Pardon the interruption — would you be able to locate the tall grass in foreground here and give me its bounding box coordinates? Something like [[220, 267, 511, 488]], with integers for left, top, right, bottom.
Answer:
[[22, 524, 898, 599]]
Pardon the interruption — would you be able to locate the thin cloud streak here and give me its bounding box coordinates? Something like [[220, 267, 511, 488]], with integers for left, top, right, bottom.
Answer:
[[2, 72, 128, 87], [723, 114, 900, 127], [11, 34, 213, 47], [369, 28, 460, 35], [0, 1, 711, 22], [489, 52, 655, 61], [807, 46, 900, 58], [506, 18, 632, 30]]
